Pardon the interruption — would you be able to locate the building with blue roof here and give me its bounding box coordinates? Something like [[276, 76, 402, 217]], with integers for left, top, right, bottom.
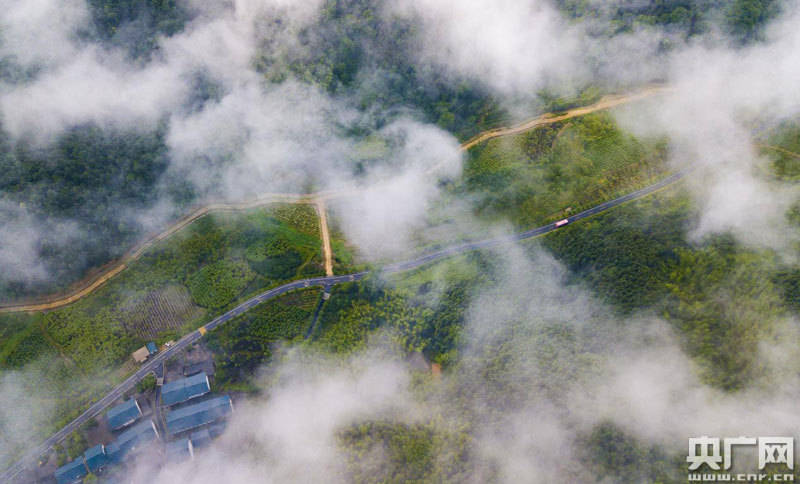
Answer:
[[146, 342, 158, 355], [166, 395, 233, 436], [54, 457, 87, 484], [106, 398, 142, 430], [107, 420, 160, 463], [207, 421, 227, 439], [84, 444, 109, 473], [189, 428, 211, 449], [161, 372, 210, 407], [165, 438, 194, 461]]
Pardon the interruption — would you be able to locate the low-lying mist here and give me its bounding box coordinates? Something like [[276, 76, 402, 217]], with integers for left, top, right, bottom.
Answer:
[[104, 243, 799, 483], [1, 0, 800, 481], [0, 0, 799, 289]]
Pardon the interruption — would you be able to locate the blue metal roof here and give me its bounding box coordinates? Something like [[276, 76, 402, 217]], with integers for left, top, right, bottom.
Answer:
[[55, 457, 87, 484], [190, 428, 211, 448], [106, 442, 121, 464], [107, 420, 159, 463], [161, 372, 210, 406], [207, 421, 227, 439], [146, 342, 158, 354], [166, 395, 232, 435], [165, 438, 194, 461], [106, 398, 142, 430], [83, 444, 109, 473]]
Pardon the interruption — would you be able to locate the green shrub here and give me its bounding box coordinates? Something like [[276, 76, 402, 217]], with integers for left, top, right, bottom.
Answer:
[[187, 259, 255, 309], [136, 373, 156, 393]]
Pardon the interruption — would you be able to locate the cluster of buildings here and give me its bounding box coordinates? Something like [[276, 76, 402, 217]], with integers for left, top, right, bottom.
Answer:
[[54, 371, 233, 484]]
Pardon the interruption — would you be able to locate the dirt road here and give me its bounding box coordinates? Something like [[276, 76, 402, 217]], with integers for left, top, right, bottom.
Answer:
[[460, 86, 670, 151], [0, 86, 668, 313], [315, 199, 334, 276]]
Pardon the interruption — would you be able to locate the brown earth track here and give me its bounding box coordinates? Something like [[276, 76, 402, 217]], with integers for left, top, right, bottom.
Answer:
[[315, 199, 334, 277], [0, 86, 669, 313], [0, 194, 321, 313], [460, 86, 671, 151]]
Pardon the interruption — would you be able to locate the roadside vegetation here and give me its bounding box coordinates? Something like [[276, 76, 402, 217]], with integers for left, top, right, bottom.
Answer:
[[311, 181, 796, 396], [0, 203, 335, 460], [457, 111, 671, 229], [199, 179, 795, 482], [206, 288, 320, 392], [759, 120, 800, 181], [0, 203, 328, 366]]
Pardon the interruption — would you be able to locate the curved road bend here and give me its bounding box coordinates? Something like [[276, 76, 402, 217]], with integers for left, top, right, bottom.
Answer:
[[0, 171, 685, 483], [0, 86, 670, 315]]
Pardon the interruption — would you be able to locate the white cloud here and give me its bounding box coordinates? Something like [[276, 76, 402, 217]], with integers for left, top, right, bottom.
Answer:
[[386, 0, 583, 95], [614, 9, 800, 251], [146, 351, 415, 483], [331, 119, 463, 261], [111, 245, 798, 482], [0, 49, 186, 141], [0, 201, 82, 284], [0, 0, 88, 69]]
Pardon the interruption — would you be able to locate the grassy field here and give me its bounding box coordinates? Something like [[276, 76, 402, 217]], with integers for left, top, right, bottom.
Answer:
[[0, 203, 332, 462]]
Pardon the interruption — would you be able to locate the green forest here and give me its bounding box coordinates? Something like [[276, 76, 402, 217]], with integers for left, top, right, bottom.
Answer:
[[185, 112, 800, 480], [557, 0, 781, 44], [259, 0, 509, 140], [0, 0, 796, 479], [0, 0, 781, 305], [199, 189, 794, 481], [0, 125, 183, 303], [87, 0, 188, 58], [0, 0, 784, 304]]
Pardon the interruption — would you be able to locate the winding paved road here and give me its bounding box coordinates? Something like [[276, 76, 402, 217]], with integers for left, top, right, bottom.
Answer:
[[0, 171, 684, 483], [0, 86, 669, 315]]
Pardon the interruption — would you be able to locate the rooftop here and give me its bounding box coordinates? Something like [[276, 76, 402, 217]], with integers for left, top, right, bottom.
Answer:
[[165, 438, 194, 461], [106, 398, 142, 430], [190, 428, 211, 448], [107, 420, 159, 463], [83, 444, 109, 473], [166, 395, 233, 436], [132, 346, 150, 363], [54, 458, 87, 484], [183, 360, 215, 377], [161, 372, 210, 407]]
